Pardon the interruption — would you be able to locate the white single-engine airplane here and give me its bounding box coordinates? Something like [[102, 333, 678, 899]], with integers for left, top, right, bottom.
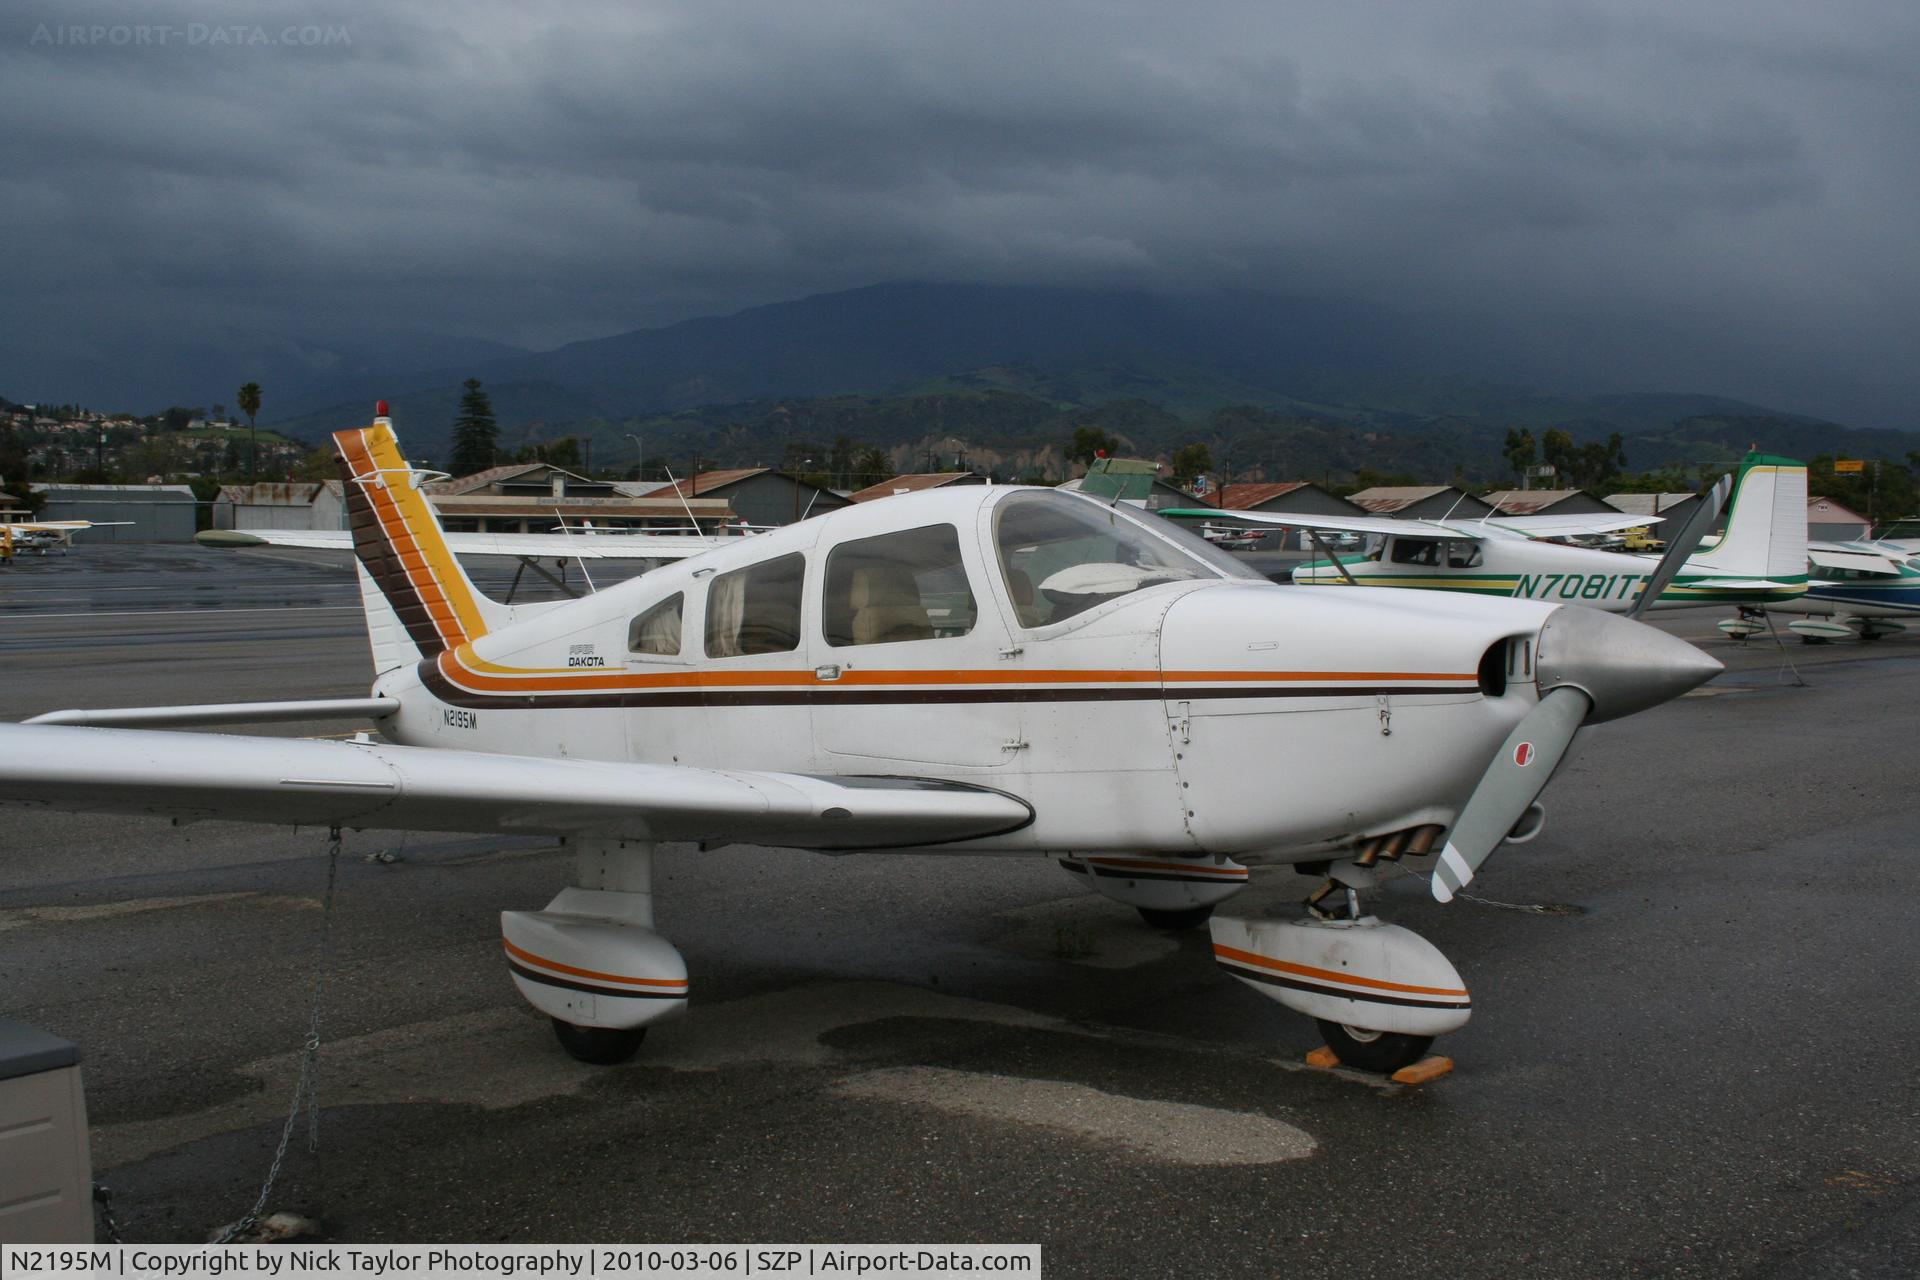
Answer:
[[1, 516, 133, 558], [1169, 452, 1808, 615], [0, 411, 1723, 1072]]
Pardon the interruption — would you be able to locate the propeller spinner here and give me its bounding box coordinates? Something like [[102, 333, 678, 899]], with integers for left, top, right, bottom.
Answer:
[[1432, 605, 1722, 902]]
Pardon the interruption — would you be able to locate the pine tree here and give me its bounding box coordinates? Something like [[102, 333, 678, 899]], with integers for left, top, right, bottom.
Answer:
[[449, 379, 498, 477]]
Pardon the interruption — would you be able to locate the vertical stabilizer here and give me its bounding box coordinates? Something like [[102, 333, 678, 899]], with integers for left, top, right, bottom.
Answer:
[[335, 409, 503, 667], [1686, 452, 1808, 580]]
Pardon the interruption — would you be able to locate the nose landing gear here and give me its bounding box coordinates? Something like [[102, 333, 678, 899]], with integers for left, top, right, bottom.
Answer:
[[1212, 862, 1471, 1074]]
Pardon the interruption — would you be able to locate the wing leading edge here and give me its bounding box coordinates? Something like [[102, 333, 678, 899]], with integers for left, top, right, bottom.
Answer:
[[1162, 508, 1660, 541], [0, 723, 1033, 851]]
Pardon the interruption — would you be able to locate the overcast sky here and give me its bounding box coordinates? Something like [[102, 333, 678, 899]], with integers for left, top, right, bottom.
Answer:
[[4, 0, 1917, 424]]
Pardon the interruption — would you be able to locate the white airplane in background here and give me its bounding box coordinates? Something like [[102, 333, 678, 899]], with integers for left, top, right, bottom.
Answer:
[[1, 516, 133, 558], [1168, 452, 1808, 615], [0, 410, 1722, 1074]]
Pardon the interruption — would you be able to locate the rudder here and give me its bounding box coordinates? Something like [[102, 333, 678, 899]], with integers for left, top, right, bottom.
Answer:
[[1688, 452, 1807, 580]]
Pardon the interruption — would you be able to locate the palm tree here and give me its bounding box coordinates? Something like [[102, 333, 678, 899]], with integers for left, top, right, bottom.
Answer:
[[237, 382, 262, 482]]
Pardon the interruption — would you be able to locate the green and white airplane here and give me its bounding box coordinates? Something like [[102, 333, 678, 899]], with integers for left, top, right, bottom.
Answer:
[[1169, 452, 1807, 615]]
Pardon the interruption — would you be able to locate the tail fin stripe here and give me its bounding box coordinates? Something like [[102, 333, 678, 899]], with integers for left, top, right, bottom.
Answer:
[[335, 424, 490, 656], [339, 451, 449, 655], [357, 427, 489, 638]]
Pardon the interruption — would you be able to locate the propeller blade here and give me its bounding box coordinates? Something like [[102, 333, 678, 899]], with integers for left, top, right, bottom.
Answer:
[[1628, 473, 1734, 620], [1431, 687, 1591, 903]]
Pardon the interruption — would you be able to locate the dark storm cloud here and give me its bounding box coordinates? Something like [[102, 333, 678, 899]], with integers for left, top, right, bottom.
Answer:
[[2, 0, 1916, 422]]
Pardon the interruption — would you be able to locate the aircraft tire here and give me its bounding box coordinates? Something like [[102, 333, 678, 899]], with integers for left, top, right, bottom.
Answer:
[[1315, 1020, 1433, 1074], [1136, 904, 1215, 930], [551, 1018, 647, 1065]]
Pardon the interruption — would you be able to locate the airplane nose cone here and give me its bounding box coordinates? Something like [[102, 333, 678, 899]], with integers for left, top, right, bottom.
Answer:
[[1536, 605, 1723, 723]]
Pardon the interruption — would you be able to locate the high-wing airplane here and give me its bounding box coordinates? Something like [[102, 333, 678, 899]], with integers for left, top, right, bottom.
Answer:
[[1721, 540, 1920, 642], [1168, 452, 1808, 614], [0, 516, 134, 558], [0, 411, 1723, 1073]]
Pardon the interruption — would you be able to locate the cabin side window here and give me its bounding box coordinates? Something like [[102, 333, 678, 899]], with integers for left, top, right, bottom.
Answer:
[[705, 554, 806, 657], [1390, 537, 1441, 566], [1446, 540, 1484, 568], [822, 524, 977, 647], [627, 593, 684, 656]]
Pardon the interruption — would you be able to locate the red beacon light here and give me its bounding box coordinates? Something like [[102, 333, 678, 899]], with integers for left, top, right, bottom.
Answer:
[[375, 400, 390, 418]]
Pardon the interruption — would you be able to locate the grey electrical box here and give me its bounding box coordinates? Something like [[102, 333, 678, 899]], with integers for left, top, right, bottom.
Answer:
[[0, 1020, 93, 1242]]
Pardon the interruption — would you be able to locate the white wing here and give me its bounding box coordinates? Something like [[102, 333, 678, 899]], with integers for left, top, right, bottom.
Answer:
[[199, 528, 717, 561], [0, 724, 1032, 851], [1166, 508, 1660, 541], [1469, 513, 1666, 538], [1807, 547, 1905, 576]]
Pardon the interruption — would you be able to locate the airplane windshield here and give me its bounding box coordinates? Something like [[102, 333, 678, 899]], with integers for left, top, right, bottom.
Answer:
[[994, 491, 1250, 628]]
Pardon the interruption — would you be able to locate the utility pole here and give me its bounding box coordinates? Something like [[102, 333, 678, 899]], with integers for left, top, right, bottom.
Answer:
[[625, 434, 643, 481]]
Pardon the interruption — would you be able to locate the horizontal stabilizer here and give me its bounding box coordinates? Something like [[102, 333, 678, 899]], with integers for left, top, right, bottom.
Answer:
[[0, 724, 1033, 851], [1685, 578, 1800, 590]]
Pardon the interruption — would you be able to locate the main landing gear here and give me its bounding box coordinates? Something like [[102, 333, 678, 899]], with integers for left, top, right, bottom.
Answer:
[[501, 838, 688, 1064], [1212, 859, 1471, 1074]]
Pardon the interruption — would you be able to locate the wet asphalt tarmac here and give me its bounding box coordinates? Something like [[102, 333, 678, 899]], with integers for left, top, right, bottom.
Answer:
[[1, 544, 1916, 1276]]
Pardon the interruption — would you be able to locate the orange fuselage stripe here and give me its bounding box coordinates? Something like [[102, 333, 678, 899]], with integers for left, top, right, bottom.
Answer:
[[502, 938, 688, 990], [436, 651, 1479, 695], [1212, 943, 1469, 997]]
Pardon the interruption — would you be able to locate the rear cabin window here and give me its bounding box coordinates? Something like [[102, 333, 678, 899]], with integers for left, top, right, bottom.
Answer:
[[823, 524, 977, 647], [1446, 541, 1484, 568], [705, 554, 805, 657], [627, 593, 684, 655]]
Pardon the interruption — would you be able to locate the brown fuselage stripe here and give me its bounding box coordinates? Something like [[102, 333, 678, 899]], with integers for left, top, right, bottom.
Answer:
[[420, 661, 1472, 711]]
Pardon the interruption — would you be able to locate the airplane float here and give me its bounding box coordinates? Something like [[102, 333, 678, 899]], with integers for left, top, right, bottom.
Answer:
[[0, 409, 1724, 1073], [1169, 452, 1807, 616]]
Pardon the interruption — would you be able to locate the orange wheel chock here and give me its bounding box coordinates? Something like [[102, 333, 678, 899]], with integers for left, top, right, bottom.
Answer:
[[1390, 1056, 1455, 1085]]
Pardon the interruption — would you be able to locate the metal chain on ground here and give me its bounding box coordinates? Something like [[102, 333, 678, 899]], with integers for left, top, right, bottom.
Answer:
[[215, 825, 343, 1245], [1369, 860, 1572, 915], [92, 1182, 123, 1244]]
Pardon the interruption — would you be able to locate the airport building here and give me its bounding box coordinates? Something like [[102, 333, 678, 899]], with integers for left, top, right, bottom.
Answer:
[[426, 462, 735, 534], [848, 472, 988, 503], [213, 481, 349, 531], [1604, 491, 1705, 532], [1481, 488, 1616, 517], [1808, 496, 1871, 541], [663, 469, 852, 527], [1347, 485, 1496, 521], [31, 483, 197, 542]]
